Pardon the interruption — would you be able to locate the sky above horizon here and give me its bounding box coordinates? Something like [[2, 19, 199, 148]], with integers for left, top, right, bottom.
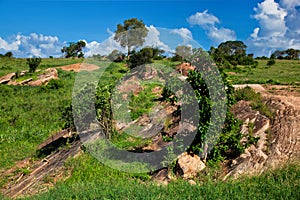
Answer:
[[0, 0, 299, 58]]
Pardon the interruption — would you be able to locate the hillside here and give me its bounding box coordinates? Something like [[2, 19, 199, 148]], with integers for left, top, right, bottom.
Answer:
[[0, 58, 300, 199]]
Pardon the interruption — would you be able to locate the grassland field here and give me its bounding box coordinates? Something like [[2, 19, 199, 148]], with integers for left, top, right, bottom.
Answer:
[[0, 58, 299, 199]]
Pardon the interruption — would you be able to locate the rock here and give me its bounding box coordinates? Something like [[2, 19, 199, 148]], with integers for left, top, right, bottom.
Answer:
[[224, 96, 300, 180], [176, 152, 206, 179], [176, 63, 195, 76], [188, 179, 197, 185], [28, 68, 58, 86], [19, 78, 33, 85], [151, 168, 171, 185], [0, 72, 15, 84]]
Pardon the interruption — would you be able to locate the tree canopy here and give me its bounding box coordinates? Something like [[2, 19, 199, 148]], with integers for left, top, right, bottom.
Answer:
[[271, 49, 300, 60], [210, 41, 255, 67], [61, 40, 86, 58], [114, 18, 148, 57]]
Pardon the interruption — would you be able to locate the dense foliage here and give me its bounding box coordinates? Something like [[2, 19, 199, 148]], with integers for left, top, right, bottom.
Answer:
[[114, 18, 148, 57], [271, 48, 300, 60], [61, 40, 86, 58], [27, 57, 42, 73], [210, 41, 257, 68]]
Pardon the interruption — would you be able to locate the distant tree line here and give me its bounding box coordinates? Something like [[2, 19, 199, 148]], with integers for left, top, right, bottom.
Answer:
[[271, 49, 300, 60], [0, 51, 13, 58]]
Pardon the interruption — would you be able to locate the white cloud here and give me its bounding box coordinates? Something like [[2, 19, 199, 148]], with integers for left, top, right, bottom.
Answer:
[[187, 10, 220, 26], [251, 28, 260, 38], [248, 0, 300, 57], [206, 27, 236, 44], [0, 33, 63, 57], [143, 25, 171, 52], [83, 35, 124, 57], [170, 28, 193, 45], [84, 25, 172, 57], [187, 10, 236, 45], [280, 0, 300, 9], [0, 37, 19, 51], [253, 0, 287, 37]]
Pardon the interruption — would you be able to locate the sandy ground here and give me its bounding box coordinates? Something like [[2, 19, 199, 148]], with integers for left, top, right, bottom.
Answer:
[[58, 63, 99, 72]]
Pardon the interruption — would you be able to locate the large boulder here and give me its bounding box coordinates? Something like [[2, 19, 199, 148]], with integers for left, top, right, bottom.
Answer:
[[0, 72, 16, 84], [176, 152, 206, 179]]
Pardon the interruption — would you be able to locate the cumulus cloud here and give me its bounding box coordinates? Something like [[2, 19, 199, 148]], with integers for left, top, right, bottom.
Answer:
[[248, 0, 300, 57], [187, 10, 220, 26], [143, 25, 171, 52], [83, 35, 124, 57], [206, 27, 236, 45], [0, 33, 63, 57], [252, 0, 287, 37], [187, 10, 236, 45], [84, 25, 172, 57], [170, 28, 193, 45]]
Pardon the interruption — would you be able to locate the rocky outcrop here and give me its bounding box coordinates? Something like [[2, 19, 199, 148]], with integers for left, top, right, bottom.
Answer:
[[0, 73, 16, 84], [224, 96, 300, 179], [0, 68, 58, 86], [1, 130, 81, 198], [176, 63, 195, 76], [28, 68, 58, 86]]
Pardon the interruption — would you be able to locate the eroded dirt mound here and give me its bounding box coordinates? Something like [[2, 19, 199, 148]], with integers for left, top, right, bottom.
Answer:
[[59, 63, 99, 72]]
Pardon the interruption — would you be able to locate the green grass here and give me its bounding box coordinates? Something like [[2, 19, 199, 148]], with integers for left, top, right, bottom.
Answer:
[[234, 86, 273, 119], [0, 57, 83, 76], [23, 153, 300, 200], [1, 58, 300, 199], [0, 70, 76, 170], [224, 59, 300, 85]]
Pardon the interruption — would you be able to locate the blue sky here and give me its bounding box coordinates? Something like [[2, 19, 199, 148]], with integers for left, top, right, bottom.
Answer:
[[0, 0, 299, 57]]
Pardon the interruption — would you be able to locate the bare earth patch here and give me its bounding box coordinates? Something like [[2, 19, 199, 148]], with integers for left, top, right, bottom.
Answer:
[[59, 63, 99, 72]]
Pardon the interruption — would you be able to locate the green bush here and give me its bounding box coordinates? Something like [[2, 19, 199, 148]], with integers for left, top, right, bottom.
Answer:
[[267, 59, 276, 66], [27, 57, 42, 73], [234, 86, 274, 119], [127, 48, 153, 68]]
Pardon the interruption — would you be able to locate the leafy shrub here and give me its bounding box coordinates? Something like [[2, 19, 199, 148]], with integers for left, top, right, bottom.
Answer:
[[46, 79, 63, 89], [234, 86, 261, 101], [234, 86, 274, 119], [127, 48, 153, 68], [267, 59, 276, 66], [27, 57, 42, 73]]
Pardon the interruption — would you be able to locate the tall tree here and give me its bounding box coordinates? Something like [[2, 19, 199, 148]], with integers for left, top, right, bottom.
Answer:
[[4, 51, 13, 58], [61, 40, 86, 58], [211, 41, 253, 67], [114, 18, 148, 57], [217, 41, 247, 57]]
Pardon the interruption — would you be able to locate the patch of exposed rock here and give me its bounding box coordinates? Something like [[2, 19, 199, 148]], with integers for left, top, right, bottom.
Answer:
[[28, 68, 58, 86], [224, 96, 300, 179], [0, 68, 58, 86], [151, 152, 206, 185], [0, 73, 16, 84], [1, 130, 81, 198], [176, 62, 195, 77], [176, 152, 206, 179]]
